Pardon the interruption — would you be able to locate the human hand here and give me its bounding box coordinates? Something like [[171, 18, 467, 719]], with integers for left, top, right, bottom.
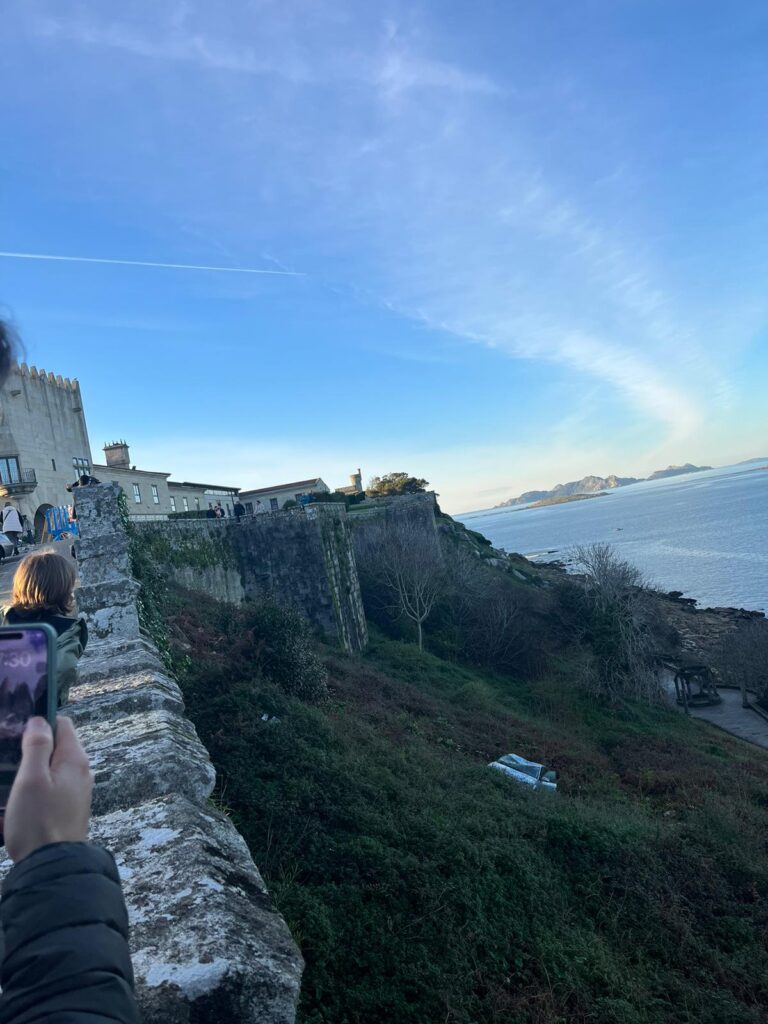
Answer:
[[4, 717, 93, 864]]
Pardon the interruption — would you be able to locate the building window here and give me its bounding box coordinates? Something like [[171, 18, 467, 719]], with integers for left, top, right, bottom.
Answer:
[[270, 497, 279, 511], [170, 496, 176, 513], [51, 458, 57, 472], [195, 497, 200, 509], [183, 497, 189, 511], [132, 483, 141, 503], [0, 457, 20, 485], [226, 503, 232, 516], [72, 456, 90, 475], [151, 484, 160, 504], [245, 502, 253, 514]]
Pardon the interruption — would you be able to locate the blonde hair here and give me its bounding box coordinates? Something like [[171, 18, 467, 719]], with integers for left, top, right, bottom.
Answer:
[[11, 551, 76, 616]]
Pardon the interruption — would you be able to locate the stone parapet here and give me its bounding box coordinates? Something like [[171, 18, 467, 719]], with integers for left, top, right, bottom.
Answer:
[[74, 483, 142, 642]]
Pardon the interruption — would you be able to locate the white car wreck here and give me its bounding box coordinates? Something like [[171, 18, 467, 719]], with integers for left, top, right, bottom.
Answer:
[[488, 753, 558, 792]]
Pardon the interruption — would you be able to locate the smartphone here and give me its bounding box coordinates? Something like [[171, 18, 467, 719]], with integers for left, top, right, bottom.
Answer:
[[0, 624, 58, 820]]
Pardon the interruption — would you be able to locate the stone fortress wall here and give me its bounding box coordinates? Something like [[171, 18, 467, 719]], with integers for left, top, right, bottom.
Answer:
[[134, 503, 369, 653], [0, 483, 304, 1023]]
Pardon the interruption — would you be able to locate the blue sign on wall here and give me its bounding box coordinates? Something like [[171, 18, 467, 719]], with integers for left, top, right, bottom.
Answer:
[[45, 506, 80, 541]]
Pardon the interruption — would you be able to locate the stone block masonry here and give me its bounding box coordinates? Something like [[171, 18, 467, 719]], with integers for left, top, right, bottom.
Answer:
[[135, 503, 368, 653], [0, 483, 303, 1023], [348, 492, 440, 560]]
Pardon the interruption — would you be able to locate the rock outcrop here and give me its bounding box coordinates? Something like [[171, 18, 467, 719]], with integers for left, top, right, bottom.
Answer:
[[0, 483, 303, 1022]]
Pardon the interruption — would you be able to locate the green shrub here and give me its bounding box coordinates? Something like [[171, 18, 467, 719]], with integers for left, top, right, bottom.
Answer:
[[244, 602, 328, 701], [170, 591, 327, 702]]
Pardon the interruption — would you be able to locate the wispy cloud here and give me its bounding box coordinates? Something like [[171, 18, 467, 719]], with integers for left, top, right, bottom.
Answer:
[[33, 9, 497, 98], [376, 49, 499, 101], [34, 14, 309, 80]]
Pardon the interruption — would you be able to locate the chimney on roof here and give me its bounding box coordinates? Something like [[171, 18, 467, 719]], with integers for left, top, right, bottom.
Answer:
[[104, 440, 131, 469]]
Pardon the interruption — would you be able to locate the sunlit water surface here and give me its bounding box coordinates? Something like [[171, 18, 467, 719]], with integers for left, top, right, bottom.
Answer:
[[458, 464, 768, 612]]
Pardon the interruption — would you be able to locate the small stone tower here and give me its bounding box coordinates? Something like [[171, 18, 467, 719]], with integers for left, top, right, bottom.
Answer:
[[349, 468, 363, 494], [104, 440, 131, 469]]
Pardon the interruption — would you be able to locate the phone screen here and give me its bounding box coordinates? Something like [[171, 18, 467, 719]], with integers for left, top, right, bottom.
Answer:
[[0, 628, 51, 814]]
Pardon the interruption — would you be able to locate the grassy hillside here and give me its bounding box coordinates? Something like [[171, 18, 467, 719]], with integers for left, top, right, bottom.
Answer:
[[166, 593, 768, 1024]]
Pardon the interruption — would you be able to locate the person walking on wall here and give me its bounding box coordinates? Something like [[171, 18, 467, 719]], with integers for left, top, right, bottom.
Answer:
[[214, 502, 225, 519], [233, 499, 245, 520], [2, 503, 23, 556]]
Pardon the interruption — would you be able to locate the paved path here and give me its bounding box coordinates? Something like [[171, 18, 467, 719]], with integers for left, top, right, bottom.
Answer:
[[683, 688, 768, 750], [664, 676, 768, 751]]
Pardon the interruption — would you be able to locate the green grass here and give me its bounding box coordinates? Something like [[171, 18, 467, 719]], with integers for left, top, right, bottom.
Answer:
[[169, 598, 768, 1024]]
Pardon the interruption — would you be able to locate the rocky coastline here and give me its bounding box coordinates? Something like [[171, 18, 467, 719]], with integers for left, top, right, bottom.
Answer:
[[529, 554, 766, 670]]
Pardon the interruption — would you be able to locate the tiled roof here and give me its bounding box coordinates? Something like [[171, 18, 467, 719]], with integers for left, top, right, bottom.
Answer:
[[239, 478, 323, 497], [167, 481, 239, 492]]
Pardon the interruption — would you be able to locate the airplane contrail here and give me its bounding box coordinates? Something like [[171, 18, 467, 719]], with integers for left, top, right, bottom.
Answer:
[[0, 250, 304, 276]]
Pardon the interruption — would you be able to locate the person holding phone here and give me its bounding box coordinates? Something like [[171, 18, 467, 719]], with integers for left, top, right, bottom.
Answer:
[[0, 716, 140, 1023]]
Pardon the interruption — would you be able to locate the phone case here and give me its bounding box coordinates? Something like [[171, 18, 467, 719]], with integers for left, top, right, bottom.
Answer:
[[0, 623, 59, 816]]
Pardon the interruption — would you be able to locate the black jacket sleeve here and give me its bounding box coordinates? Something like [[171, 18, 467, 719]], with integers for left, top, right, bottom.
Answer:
[[0, 842, 140, 1024]]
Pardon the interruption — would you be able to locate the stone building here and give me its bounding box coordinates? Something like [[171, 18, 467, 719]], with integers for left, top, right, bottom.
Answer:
[[93, 441, 238, 519], [0, 363, 93, 537], [239, 477, 330, 513], [93, 441, 171, 518]]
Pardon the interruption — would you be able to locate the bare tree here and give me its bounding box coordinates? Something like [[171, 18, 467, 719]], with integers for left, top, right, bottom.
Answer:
[[439, 545, 550, 677], [570, 542, 646, 612], [569, 543, 661, 702], [357, 516, 445, 649]]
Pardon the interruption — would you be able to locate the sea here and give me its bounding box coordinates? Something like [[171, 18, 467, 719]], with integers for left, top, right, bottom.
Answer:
[[457, 462, 768, 613]]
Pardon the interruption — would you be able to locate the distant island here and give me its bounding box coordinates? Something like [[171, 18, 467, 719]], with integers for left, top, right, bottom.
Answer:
[[496, 463, 713, 508], [512, 492, 607, 510]]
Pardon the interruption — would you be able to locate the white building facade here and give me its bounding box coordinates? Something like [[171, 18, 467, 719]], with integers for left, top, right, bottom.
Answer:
[[239, 477, 330, 513]]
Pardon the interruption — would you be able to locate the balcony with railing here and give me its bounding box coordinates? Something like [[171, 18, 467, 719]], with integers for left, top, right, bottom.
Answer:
[[0, 467, 38, 498]]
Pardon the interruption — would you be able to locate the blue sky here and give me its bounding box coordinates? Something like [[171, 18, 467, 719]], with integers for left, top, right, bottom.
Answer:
[[1, 0, 766, 512]]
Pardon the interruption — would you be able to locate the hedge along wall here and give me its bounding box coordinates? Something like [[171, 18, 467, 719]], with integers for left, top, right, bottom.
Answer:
[[134, 505, 368, 653]]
